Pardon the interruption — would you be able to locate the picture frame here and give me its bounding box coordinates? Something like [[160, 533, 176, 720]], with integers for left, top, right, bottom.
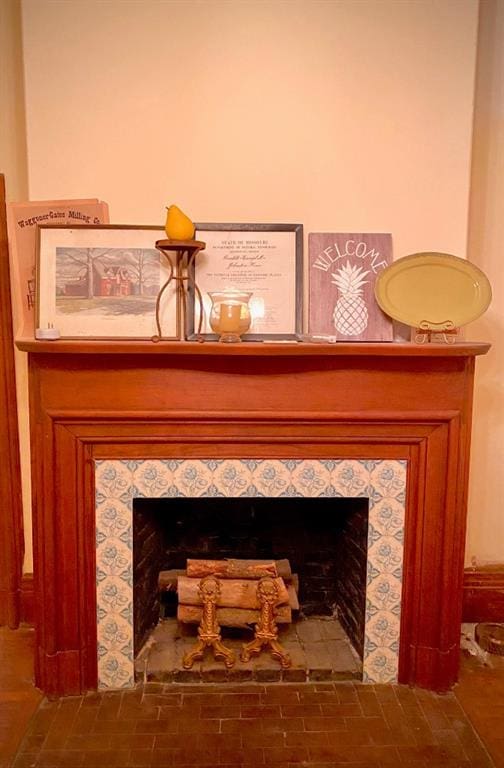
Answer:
[[188, 222, 303, 340], [36, 224, 177, 339]]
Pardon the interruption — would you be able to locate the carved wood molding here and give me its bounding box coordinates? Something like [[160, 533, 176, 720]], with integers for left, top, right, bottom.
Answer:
[[33, 408, 464, 695], [0, 174, 24, 627]]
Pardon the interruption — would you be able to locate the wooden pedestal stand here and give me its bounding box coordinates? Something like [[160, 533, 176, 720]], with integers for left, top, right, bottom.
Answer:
[[154, 239, 206, 340]]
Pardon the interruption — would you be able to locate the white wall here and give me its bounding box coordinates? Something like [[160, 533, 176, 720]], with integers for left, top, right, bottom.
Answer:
[[20, 0, 497, 567], [466, 0, 504, 565]]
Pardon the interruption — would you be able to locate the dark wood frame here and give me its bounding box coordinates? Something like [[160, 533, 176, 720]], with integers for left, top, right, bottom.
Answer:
[[189, 222, 303, 340], [17, 338, 489, 696], [0, 174, 24, 628]]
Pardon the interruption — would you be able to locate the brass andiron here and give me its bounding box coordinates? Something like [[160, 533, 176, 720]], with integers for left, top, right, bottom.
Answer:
[[240, 577, 292, 668], [182, 576, 235, 669]]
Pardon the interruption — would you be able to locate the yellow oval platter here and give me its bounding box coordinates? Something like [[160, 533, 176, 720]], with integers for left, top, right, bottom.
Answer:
[[374, 252, 492, 330]]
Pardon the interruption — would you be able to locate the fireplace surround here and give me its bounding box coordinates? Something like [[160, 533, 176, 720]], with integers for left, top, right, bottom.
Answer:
[[96, 457, 406, 688], [18, 339, 489, 696]]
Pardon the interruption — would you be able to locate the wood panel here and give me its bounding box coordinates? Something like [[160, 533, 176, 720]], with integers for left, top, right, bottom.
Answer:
[[0, 175, 24, 628], [463, 565, 504, 622], [21, 342, 489, 695]]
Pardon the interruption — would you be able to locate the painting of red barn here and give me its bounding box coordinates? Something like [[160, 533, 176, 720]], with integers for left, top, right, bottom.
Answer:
[[37, 225, 178, 339]]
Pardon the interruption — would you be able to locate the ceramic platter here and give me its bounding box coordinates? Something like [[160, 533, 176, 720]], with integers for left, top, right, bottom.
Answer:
[[374, 252, 492, 330]]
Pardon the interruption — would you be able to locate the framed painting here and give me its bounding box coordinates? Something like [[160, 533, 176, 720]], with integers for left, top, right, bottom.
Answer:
[[36, 225, 177, 339], [188, 222, 303, 340]]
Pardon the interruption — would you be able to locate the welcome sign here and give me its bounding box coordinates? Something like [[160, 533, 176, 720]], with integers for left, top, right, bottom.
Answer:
[[308, 233, 394, 341]]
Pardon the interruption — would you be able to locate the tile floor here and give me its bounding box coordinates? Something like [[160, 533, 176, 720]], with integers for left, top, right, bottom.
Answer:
[[1, 626, 504, 768]]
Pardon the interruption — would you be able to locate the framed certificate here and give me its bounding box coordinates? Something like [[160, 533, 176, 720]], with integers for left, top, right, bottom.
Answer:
[[189, 222, 303, 340]]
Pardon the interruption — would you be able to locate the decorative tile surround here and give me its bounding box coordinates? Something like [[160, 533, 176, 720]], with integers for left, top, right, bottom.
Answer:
[[95, 459, 407, 689]]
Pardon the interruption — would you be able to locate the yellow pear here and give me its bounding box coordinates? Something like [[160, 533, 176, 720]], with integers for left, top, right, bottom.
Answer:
[[164, 204, 195, 240]]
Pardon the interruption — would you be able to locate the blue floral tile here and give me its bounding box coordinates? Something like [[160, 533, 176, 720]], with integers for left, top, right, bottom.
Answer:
[[95, 458, 407, 688]]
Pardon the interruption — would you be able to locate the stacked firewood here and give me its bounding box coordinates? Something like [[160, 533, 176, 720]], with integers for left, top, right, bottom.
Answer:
[[158, 558, 299, 628]]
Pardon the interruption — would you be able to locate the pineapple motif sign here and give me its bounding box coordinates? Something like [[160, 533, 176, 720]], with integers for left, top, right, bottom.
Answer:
[[308, 233, 394, 341]]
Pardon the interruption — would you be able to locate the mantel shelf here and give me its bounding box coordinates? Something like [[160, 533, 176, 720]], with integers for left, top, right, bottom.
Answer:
[[16, 339, 490, 358]]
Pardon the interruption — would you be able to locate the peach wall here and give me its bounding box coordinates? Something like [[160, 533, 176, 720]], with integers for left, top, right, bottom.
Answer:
[[0, 0, 28, 201], [466, 0, 504, 565], [21, 0, 477, 257], [19, 0, 494, 566]]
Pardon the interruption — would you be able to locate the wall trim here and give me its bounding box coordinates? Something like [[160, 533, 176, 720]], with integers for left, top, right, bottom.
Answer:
[[463, 565, 504, 623], [20, 573, 34, 625], [0, 174, 24, 628]]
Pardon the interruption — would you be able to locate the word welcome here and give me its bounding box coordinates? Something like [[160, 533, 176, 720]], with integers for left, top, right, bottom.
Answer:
[[312, 239, 388, 273]]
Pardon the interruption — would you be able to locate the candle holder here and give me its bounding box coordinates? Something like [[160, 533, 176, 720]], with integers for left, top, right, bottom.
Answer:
[[208, 289, 252, 343], [153, 239, 206, 341]]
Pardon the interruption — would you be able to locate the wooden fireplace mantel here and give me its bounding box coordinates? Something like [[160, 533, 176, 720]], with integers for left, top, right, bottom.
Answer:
[[18, 339, 489, 696]]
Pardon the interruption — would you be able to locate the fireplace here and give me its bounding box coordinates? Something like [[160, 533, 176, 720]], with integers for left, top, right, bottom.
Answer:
[[96, 458, 406, 688], [18, 339, 489, 695]]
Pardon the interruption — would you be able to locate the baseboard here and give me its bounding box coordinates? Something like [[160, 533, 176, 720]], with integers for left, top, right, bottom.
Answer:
[[20, 573, 34, 625], [463, 565, 504, 623]]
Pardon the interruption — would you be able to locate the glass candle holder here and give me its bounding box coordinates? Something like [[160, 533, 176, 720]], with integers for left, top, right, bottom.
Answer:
[[208, 289, 252, 342]]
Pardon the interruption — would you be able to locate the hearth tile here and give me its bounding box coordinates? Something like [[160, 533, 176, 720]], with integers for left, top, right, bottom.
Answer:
[[218, 746, 265, 764], [220, 692, 262, 706], [195, 733, 242, 749], [308, 743, 401, 764], [263, 745, 310, 763], [280, 704, 323, 718], [353, 687, 382, 716], [125, 748, 152, 766], [285, 730, 330, 747], [199, 705, 239, 719], [169, 746, 221, 764], [260, 687, 300, 705], [417, 696, 454, 730], [296, 620, 325, 644], [172, 668, 201, 683], [134, 720, 178, 735], [154, 733, 197, 749], [226, 664, 254, 682], [261, 717, 304, 733], [141, 693, 181, 707], [200, 663, 230, 683], [282, 667, 307, 683], [220, 717, 263, 734], [91, 718, 134, 736], [298, 690, 341, 705], [177, 717, 221, 734], [319, 703, 362, 718], [180, 691, 223, 705], [255, 667, 283, 682], [303, 716, 346, 732]]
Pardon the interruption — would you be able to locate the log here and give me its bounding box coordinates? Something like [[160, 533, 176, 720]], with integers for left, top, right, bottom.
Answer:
[[288, 584, 299, 611], [177, 575, 289, 609], [158, 568, 299, 594], [177, 604, 292, 627], [186, 559, 278, 579], [158, 569, 185, 592]]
